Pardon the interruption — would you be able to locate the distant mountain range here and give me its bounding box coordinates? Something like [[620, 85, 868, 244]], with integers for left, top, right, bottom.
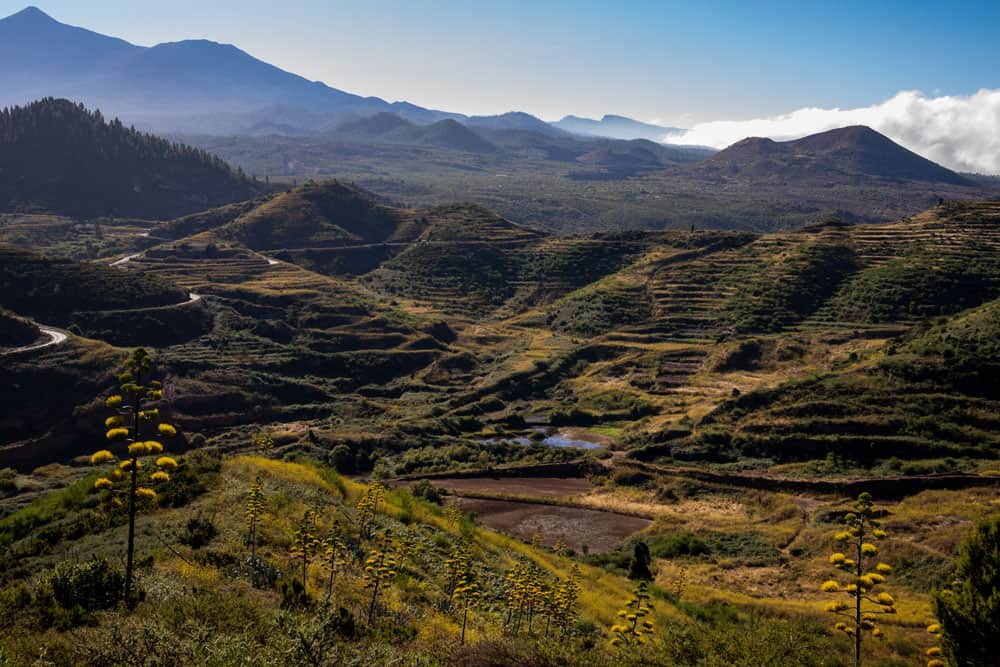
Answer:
[[552, 115, 683, 142], [0, 6, 665, 140]]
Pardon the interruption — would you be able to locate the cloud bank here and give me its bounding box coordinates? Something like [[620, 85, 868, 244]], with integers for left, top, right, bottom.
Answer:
[[664, 89, 1000, 175]]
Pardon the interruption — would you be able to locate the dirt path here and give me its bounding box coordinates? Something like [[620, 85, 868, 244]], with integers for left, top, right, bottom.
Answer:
[[109, 251, 144, 266]]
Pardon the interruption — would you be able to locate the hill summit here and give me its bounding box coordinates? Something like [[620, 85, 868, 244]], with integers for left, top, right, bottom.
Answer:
[[699, 125, 974, 186]]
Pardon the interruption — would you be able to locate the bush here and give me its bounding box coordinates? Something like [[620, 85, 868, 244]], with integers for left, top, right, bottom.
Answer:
[[179, 515, 217, 549]]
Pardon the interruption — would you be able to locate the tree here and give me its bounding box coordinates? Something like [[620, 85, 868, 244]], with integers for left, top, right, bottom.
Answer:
[[610, 581, 655, 647], [932, 514, 1000, 667], [289, 509, 320, 595], [628, 541, 653, 581], [244, 476, 265, 556], [820, 493, 896, 667], [90, 348, 181, 605], [363, 530, 397, 626]]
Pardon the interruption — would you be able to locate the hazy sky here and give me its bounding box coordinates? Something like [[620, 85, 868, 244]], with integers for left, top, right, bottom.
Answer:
[[3, 1, 998, 125]]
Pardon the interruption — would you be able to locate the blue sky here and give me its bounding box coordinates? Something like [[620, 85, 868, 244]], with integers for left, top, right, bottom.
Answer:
[[3, 1, 998, 125]]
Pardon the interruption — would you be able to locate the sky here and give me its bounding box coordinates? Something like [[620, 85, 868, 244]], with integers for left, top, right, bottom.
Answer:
[[3, 1, 999, 171]]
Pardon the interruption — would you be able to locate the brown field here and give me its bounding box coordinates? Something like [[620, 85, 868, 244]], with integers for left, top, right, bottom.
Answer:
[[456, 497, 650, 553]]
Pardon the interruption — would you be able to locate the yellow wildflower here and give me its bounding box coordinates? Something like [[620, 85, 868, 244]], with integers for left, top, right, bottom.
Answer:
[[90, 450, 115, 465], [156, 456, 178, 470]]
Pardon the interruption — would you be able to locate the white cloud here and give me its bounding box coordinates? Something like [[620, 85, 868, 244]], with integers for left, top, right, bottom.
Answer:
[[664, 89, 1000, 175]]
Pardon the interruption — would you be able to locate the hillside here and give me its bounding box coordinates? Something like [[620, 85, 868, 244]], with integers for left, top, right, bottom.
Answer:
[[189, 125, 994, 233], [2, 192, 1000, 666], [696, 126, 974, 186], [0, 99, 261, 219]]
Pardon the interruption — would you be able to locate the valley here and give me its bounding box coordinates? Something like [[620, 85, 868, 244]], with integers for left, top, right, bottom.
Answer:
[[0, 10, 998, 659]]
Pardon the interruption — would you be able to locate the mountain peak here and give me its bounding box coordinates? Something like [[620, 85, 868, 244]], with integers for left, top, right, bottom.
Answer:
[[704, 125, 973, 186], [4, 6, 54, 21]]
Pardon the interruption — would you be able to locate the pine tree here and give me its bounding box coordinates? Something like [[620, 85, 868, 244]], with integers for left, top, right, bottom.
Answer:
[[821, 493, 896, 667], [931, 514, 1000, 667], [89, 348, 182, 606]]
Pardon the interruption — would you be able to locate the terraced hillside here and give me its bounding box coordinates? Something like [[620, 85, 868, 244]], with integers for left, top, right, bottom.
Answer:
[[4, 191, 1000, 482]]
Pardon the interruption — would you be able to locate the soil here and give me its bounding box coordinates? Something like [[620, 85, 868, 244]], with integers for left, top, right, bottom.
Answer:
[[456, 497, 650, 553]]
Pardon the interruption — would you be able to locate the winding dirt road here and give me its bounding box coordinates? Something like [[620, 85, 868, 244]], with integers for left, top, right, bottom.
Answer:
[[1, 327, 68, 356]]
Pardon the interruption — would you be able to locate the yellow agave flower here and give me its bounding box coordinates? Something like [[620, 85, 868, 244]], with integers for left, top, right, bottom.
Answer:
[[90, 450, 115, 465], [156, 456, 178, 470]]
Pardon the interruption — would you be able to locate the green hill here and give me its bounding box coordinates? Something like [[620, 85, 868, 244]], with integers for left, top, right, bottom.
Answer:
[[0, 98, 262, 219]]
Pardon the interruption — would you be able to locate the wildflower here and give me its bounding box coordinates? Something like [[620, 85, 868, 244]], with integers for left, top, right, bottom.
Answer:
[[876, 563, 893, 574], [872, 528, 887, 539], [861, 543, 878, 556], [106, 395, 123, 409], [868, 573, 885, 584], [128, 442, 151, 455], [135, 487, 157, 501], [105, 416, 124, 428], [825, 601, 848, 612], [106, 427, 129, 441], [145, 440, 163, 453], [926, 623, 941, 634], [94, 478, 113, 490], [927, 648, 941, 656], [119, 459, 141, 470], [876, 593, 894, 606], [834, 531, 851, 542], [158, 423, 177, 438], [829, 553, 847, 565], [110, 469, 123, 482], [871, 628, 883, 637], [90, 450, 115, 465], [156, 456, 178, 470], [821, 580, 840, 592], [150, 471, 170, 483]]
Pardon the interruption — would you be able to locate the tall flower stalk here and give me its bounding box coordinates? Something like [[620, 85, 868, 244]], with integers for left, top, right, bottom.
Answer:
[[90, 348, 180, 606]]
